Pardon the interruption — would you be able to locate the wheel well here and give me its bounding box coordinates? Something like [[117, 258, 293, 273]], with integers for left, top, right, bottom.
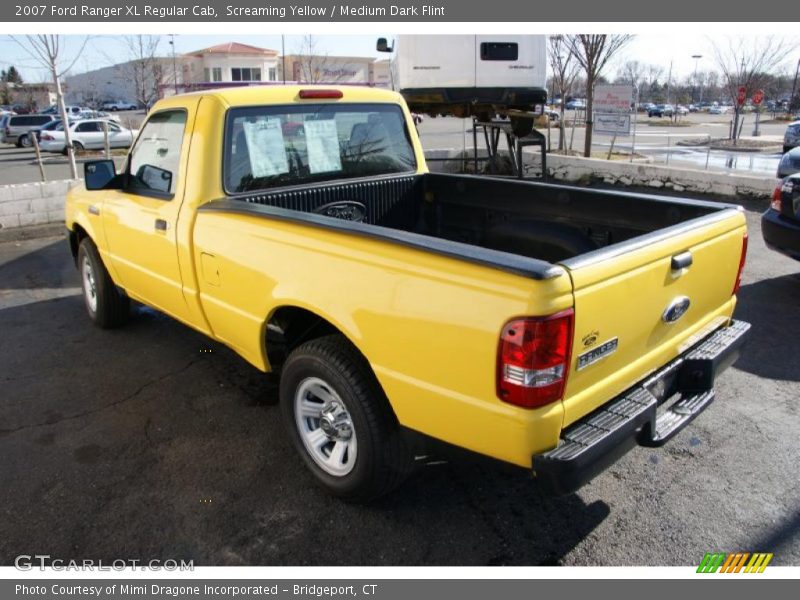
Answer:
[[68, 224, 89, 265], [266, 306, 342, 370]]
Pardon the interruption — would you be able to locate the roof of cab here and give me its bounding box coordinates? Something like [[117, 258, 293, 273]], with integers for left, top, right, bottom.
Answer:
[[153, 85, 405, 110]]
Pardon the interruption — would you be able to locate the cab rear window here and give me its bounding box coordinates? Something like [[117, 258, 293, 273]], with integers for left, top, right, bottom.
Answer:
[[223, 103, 416, 194]]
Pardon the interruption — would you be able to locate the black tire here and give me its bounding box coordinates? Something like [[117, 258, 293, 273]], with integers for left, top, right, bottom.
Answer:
[[77, 238, 129, 329], [510, 116, 534, 137], [19, 134, 31, 148], [784, 145, 791, 154], [280, 334, 412, 502]]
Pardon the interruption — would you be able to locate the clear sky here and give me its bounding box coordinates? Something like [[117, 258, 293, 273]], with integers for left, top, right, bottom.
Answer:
[[1, 34, 799, 84]]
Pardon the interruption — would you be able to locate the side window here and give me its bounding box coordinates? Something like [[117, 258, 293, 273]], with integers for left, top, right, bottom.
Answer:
[[127, 110, 187, 196], [107, 122, 121, 132], [76, 122, 96, 132]]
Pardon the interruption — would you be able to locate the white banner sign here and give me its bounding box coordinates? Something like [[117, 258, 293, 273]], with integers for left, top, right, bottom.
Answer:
[[594, 112, 632, 136]]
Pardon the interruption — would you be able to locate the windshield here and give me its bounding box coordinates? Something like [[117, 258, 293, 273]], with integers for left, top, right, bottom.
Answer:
[[223, 103, 416, 194]]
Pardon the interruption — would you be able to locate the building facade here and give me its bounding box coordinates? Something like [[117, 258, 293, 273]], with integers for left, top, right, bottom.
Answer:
[[65, 41, 389, 107]]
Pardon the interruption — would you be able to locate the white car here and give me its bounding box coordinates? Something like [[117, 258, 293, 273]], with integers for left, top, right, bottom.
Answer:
[[102, 101, 138, 111], [76, 110, 121, 123], [38, 119, 138, 154], [709, 105, 732, 115]]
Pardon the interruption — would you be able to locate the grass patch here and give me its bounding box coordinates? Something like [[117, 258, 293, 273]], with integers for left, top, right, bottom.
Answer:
[[644, 119, 692, 127]]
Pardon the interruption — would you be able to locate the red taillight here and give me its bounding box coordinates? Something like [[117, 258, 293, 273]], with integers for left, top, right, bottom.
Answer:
[[770, 183, 783, 211], [732, 232, 748, 295], [298, 89, 343, 99], [496, 309, 574, 409]]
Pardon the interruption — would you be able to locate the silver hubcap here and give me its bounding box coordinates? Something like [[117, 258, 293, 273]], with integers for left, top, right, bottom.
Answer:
[[294, 377, 357, 477], [81, 255, 98, 313]]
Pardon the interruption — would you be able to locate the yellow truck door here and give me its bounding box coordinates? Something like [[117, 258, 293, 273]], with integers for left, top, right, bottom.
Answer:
[[560, 210, 748, 426], [100, 103, 197, 323]]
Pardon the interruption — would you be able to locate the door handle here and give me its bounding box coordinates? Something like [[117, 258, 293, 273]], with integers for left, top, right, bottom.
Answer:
[[671, 251, 693, 270], [155, 219, 169, 231]]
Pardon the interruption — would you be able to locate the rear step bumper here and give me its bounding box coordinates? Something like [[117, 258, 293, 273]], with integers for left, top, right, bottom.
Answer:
[[532, 320, 751, 495]]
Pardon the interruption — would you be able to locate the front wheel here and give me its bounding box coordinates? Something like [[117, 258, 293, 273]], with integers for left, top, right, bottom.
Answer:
[[279, 335, 412, 502], [77, 238, 129, 328]]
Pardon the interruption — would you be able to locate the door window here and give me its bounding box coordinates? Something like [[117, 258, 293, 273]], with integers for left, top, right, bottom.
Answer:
[[127, 110, 187, 196]]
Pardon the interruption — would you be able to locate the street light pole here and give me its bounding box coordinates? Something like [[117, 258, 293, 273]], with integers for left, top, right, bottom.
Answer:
[[691, 54, 702, 104]]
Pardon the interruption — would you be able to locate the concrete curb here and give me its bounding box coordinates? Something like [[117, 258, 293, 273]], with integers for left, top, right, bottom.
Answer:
[[0, 222, 64, 243]]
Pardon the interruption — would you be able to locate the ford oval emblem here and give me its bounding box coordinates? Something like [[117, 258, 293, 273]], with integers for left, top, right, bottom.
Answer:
[[662, 296, 691, 324], [314, 201, 367, 223]]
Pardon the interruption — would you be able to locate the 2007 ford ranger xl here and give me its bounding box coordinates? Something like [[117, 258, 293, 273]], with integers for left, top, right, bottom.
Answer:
[[65, 86, 750, 501]]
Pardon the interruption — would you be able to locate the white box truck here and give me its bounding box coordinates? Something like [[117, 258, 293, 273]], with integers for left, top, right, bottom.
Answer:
[[378, 35, 547, 132]]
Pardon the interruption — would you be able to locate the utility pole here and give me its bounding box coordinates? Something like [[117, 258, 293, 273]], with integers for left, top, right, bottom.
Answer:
[[666, 59, 673, 105], [691, 54, 702, 104], [169, 34, 178, 95]]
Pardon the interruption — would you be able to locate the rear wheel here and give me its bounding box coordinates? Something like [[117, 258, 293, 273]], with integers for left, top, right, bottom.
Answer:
[[77, 238, 129, 328], [280, 335, 412, 502], [19, 134, 31, 148]]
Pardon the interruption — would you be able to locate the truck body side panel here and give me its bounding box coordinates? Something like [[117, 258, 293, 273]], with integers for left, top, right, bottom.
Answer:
[[191, 210, 574, 465]]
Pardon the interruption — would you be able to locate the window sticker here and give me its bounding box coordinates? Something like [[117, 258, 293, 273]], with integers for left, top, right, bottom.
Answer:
[[304, 119, 342, 174], [242, 118, 289, 178]]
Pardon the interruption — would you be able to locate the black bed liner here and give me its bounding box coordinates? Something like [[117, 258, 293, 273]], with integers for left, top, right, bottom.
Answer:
[[198, 173, 739, 281]]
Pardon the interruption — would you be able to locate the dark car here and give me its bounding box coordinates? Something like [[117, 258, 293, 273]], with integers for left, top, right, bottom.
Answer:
[[784, 121, 800, 153], [648, 104, 674, 117], [762, 175, 800, 261], [777, 147, 800, 179]]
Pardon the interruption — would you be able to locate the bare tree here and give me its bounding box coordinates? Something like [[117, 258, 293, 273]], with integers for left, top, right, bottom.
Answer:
[[120, 35, 163, 108], [709, 35, 798, 141], [10, 35, 89, 178], [293, 35, 354, 84], [618, 60, 645, 88], [548, 35, 580, 150], [566, 35, 634, 157]]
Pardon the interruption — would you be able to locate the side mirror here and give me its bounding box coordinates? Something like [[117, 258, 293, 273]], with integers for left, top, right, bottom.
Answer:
[[136, 164, 173, 195], [84, 160, 117, 190], [376, 38, 394, 53]]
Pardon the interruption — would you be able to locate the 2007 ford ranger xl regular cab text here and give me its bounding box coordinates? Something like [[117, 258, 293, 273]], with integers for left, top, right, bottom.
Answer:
[[65, 86, 750, 501]]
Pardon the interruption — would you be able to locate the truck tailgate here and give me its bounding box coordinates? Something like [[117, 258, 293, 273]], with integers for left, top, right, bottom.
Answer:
[[559, 209, 747, 426]]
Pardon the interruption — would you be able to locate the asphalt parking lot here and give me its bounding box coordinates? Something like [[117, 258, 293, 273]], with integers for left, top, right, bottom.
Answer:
[[0, 194, 798, 566]]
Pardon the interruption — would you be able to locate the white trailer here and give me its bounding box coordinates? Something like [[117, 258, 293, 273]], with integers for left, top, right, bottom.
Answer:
[[378, 35, 547, 128]]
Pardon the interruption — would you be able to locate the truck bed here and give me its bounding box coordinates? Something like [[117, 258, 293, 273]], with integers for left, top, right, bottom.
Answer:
[[203, 172, 738, 275]]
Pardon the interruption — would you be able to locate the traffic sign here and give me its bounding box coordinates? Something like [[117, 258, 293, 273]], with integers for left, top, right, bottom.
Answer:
[[737, 86, 747, 106], [752, 89, 764, 105]]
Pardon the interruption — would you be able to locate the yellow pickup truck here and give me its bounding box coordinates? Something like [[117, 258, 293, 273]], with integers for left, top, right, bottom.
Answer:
[[65, 86, 750, 501]]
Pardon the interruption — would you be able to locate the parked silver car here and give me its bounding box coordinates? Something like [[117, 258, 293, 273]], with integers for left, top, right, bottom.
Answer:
[[784, 120, 800, 154], [1, 114, 56, 147]]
